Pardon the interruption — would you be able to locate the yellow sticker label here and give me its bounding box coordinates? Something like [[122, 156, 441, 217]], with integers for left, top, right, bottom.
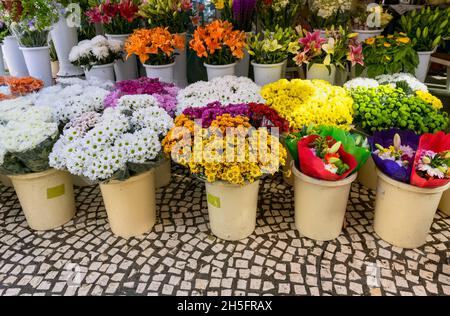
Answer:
[[47, 184, 65, 199], [207, 193, 221, 208]]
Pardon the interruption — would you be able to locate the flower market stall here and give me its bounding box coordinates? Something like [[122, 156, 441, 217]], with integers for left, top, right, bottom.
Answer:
[[0, 0, 449, 298]]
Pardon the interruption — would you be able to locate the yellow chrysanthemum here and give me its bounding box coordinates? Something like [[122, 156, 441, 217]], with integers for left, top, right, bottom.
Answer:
[[416, 91, 443, 109]]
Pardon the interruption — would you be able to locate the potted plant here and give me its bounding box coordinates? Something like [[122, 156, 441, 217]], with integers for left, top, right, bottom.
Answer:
[[163, 109, 286, 240], [139, 0, 203, 87], [50, 98, 174, 238], [359, 33, 418, 78], [7, 0, 60, 87], [190, 20, 246, 81], [212, 0, 257, 77], [86, 0, 141, 81], [370, 129, 450, 248], [0, 99, 76, 230], [104, 79, 180, 187], [285, 126, 368, 241], [177, 75, 264, 114], [351, 2, 393, 42], [293, 27, 363, 85], [347, 81, 448, 190], [247, 25, 299, 86], [398, 6, 450, 82], [125, 27, 184, 83], [69, 35, 123, 82], [0, 0, 29, 77]]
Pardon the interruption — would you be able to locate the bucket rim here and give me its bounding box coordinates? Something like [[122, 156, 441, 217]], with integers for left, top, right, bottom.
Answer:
[[291, 161, 358, 187]]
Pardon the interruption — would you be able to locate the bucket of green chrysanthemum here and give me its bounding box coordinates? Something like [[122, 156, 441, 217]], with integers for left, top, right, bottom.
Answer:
[[163, 112, 287, 241], [370, 129, 450, 249], [0, 102, 76, 231]]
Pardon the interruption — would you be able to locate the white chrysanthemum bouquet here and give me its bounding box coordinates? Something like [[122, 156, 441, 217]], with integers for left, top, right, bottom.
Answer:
[[176, 76, 264, 115], [50, 95, 174, 182], [69, 35, 123, 70], [0, 97, 59, 174]]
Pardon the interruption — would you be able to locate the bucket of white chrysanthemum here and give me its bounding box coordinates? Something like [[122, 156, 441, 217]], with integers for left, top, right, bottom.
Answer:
[[0, 99, 76, 230], [69, 35, 123, 83], [50, 97, 174, 238], [371, 129, 450, 248]]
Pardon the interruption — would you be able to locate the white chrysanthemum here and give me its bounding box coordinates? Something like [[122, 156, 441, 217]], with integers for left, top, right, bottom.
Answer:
[[344, 78, 379, 90], [92, 45, 110, 60], [375, 73, 428, 93], [108, 39, 123, 53], [116, 94, 161, 112], [177, 76, 264, 115]]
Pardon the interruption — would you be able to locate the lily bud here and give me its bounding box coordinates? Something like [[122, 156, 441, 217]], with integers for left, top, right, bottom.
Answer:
[[328, 141, 341, 154], [422, 156, 431, 164], [375, 143, 384, 151], [328, 157, 341, 164], [393, 133, 401, 149]]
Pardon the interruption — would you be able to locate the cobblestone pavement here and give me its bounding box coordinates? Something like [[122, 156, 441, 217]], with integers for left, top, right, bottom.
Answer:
[[0, 166, 449, 296]]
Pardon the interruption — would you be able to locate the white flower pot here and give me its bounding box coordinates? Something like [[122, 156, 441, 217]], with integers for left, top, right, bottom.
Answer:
[[204, 62, 236, 81], [236, 49, 250, 78], [144, 62, 175, 83], [307, 63, 336, 85], [9, 169, 76, 231], [154, 158, 171, 188], [20, 46, 53, 87], [0, 45, 5, 75], [51, 16, 84, 77], [292, 163, 357, 241], [84, 63, 115, 82], [100, 170, 156, 239], [205, 180, 259, 241], [357, 156, 378, 191], [252, 60, 285, 86], [374, 169, 450, 249], [2, 36, 28, 77], [438, 189, 450, 216], [352, 29, 383, 43], [105, 34, 138, 81], [415, 50, 434, 83], [174, 33, 188, 88]]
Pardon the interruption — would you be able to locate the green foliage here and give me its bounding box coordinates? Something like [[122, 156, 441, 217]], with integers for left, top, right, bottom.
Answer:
[[399, 6, 450, 51], [351, 85, 449, 135]]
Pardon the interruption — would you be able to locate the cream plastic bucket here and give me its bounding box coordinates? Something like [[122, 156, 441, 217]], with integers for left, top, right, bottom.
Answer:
[[10, 169, 76, 230], [0, 174, 13, 187], [438, 189, 450, 216], [357, 156, 377, 191], [100, 170, 156, 239], [205, 180, 259, 241], [292, 163, 357, 241], [374, 169, 450, 249], [154, 159, 171, 189]]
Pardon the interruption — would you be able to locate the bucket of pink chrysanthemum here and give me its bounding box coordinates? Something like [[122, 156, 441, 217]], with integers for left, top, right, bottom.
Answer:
[[370, 129, 450, 249]]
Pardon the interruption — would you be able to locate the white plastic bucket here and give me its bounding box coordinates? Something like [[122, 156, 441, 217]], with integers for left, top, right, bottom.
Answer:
[[204, 62, 236, 81], [252, 60, 285, 86], [105, 34, 138, 81], [415, 51, 433, 83], [352, 29, 383, 43], [2, 36, 28, 77], [144, 62, 175, 83], [84, 63, 115, 82], [20, 46, 53, 86]]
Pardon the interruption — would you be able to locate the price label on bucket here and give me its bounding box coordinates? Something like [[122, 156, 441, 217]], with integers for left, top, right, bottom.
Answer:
[[207, 193, 221, 208], [47, 184, 65, 199]]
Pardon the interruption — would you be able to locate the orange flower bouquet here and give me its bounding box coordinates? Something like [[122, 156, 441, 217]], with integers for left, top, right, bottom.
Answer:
[[125, 27, 185, 65], [190, 20, 246, 67]]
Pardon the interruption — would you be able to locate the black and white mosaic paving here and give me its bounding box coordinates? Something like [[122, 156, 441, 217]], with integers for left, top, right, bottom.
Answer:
[[0, 165, 449, 296]]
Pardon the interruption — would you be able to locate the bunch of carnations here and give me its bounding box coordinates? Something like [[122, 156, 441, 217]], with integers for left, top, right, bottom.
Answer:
[[0, 76, 44, 98], [370, 129, 450, 188], [69, 35, 123, 70], [104, 77, 179, 116], [49, 97, 174, 182], [349, 85, 448, 134], [0, 99, 58, 174], [261, 79, 354, 130], [125, 27, 185, 65], [293, 27, 364, 72], [190, 20, 246, 65], [177, 76, 264, 114], [162, 113, 287, 185], [86, 0, 141, 35]]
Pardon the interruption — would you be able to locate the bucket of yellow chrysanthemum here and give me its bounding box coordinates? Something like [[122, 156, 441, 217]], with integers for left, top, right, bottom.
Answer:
[[163, 105, 287, 240]]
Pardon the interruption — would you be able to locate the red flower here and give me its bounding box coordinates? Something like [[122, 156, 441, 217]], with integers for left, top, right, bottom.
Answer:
[[263, 0, 273, 5], [85, 7, 104, 24], [101, 0, 119, 18], [118, 0, 139, 22], [249, 103, 290, 133]]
